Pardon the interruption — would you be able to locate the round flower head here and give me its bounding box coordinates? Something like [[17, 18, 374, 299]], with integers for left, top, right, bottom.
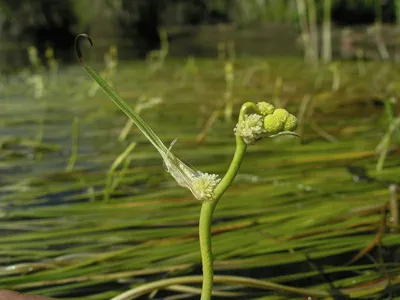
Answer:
[[257, 102, 275, 116], [163, 140, 221, 201], [191, 173, 221, 201], [284, 114, 298, 131], [234, 113, 265, 144], [272, 108, 289, 122], [264, 114, 284, 134]]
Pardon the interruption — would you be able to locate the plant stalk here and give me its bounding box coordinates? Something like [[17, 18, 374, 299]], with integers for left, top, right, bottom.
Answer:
[[110, 274, 330, 300], [199, 107, 248, 299], [322, 0, 332, 63], [296, 0, 311, 63], [307, 0, 319, 66]]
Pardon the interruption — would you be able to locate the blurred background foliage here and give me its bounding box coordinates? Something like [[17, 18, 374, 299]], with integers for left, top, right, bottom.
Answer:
[[0, 0, 399, 60]]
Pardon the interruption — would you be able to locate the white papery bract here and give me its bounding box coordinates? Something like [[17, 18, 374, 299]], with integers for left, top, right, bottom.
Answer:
[[162, 140, 220, 201], [76, 41, 221, 202]]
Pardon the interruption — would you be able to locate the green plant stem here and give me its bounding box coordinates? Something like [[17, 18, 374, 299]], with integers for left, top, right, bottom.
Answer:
[[109, 274, 330, 300], [75, 34, 168, 155], [199, 136, 247, 300], [322, 0, 332, 63], [307, 0, 319, 66], [66, 116, 79, 172], [199, 103, 255, 300], [296, 0, 310, 63], [35, 119, 45, 160], [104, 142, 136, 202]]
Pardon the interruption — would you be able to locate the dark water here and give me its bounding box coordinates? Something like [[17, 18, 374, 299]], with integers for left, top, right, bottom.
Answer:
[[2, 24, 400, 73]]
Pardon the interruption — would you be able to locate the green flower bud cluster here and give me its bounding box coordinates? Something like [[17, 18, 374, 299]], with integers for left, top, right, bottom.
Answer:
[[263, 108, 298, 134], [234, 101, 298, 144]]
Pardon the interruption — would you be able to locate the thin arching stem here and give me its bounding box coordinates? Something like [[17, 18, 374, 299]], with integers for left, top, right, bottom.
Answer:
[[198, 103, 258, 300], [109, 274, 330, 300], [74, 33, 93, 64], [74, 34, 169, 155], [199, 136, 246, 300]]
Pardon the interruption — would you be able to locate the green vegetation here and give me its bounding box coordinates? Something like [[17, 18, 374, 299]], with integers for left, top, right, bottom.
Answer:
[[75, 34, 300, 299], [0, 0, 399, 60], [1, 28, 400, 299]]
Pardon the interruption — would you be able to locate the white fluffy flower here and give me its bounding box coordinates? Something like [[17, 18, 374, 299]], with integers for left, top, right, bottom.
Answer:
[[234, 114, 265, 144], [191, 173, 221, 201]]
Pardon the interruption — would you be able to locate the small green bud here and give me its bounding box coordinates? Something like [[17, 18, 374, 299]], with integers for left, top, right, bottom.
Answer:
[[272, 108, 289, 122], [257, 102, 275, 116], [264, 114, 284, 134], [283, 114, 298, 131]]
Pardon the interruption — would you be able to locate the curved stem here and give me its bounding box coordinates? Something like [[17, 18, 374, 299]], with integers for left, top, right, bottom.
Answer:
[[198, 203, 215, 300], [199, 101, 261, 299], [109, 275, 330, 300], [74, 34, 169, 156], [199, 136, 247, 300]]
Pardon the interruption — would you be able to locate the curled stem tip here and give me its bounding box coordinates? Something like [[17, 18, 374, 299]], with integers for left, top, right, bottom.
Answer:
[[74, 33, 93, 64]]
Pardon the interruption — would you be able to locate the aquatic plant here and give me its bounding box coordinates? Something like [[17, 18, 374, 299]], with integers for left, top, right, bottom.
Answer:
[[26, 74, 45, 100], [367, 24, 390, 61], [175, 55, 200, 86], [27, 46, 42, 71], [355, 48, 367, 76], [272, 76, 283, 107], [368, 0, 390, 61], [322, 0, 332, 63], [223, 61, 234, 122], [328, 62, 340, 92], [296, 0, 319, 66], [223, 42, 236, 123], [3, 49, 400, 299], [26, 46, 45, 99], [376, 97, 400, 172], [119, 95, 163, 142], [147, 27, 169, 74], [104, 142, 137, 201], [198, 102, 298, 299], [88, 45, 118, 97], [75, 34, 298, 299], [105, 45, 118, 76], [66, 117, 80, 172], [45, 46, 59, 76], [76, 34, 222, 202], [196, 42, 236, 143]]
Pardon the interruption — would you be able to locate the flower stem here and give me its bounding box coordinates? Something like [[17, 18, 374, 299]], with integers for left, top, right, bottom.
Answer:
[[199, 134, 247, 300], [199, 102, 260, 299]]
